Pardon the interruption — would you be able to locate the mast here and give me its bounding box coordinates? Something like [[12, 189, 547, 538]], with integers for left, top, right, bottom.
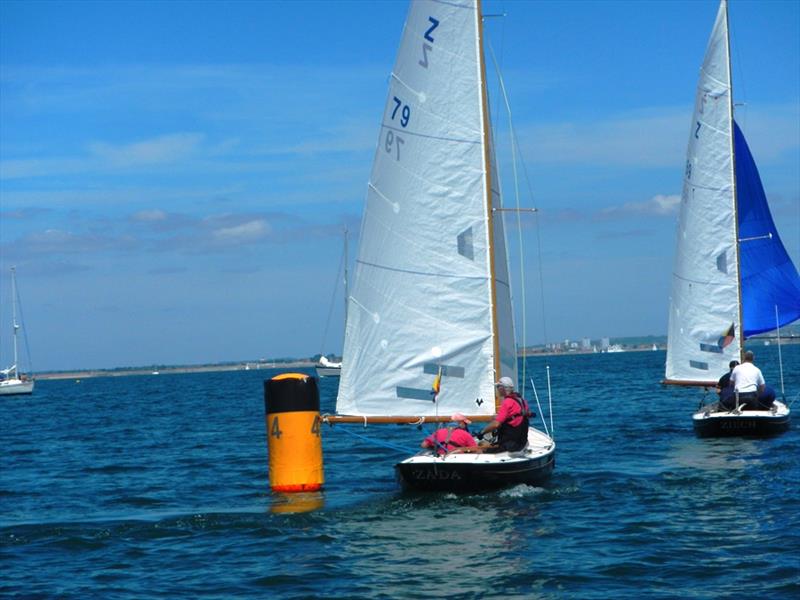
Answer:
[[476, 0, 502, 409], [343, 226, 349, 328], [11, 266, 19, 379], [724, 0, 744, 362]]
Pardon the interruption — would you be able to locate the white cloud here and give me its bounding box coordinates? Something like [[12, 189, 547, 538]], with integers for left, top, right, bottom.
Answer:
[[515, 104, 800, 168], [132, 209, 168, 222], [0, 133, 206, 180], [2, 228, 137, 259], [88, 133, 205, 167], [516, 107, 688, 168], [212, 219, 270, 244], [600, 194, 681, 218]]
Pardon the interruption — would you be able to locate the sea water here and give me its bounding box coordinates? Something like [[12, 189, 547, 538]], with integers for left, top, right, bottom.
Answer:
[[2, 346, 798, 598]]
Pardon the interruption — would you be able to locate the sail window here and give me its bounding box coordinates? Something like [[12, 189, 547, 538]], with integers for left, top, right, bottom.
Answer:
[[699, 343, 723, 354], [689, 360, 709, 370], [396, 387, 435, 400], [457, 227, 474, 261], [716, 252, 728, 274], [423, 363, 465, 378]]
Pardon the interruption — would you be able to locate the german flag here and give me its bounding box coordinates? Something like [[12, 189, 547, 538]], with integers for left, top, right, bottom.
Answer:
[[717, 323, 735, 349]]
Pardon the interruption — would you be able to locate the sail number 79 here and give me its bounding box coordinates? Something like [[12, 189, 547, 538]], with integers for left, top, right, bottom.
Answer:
[[391, 96, 411, 128]]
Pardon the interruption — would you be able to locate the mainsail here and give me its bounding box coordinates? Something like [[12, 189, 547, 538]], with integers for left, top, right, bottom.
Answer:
[[337, 0, 516, 418], [665, 0, 739, 384], [665, 0, 800, 385]]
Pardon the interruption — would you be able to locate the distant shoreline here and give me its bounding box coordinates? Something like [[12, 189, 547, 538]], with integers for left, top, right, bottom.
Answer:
[[31, 335, 799, 381], [35, 361, 316, 381]]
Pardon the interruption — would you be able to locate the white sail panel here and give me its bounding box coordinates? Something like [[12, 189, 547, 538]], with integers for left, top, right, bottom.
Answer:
[[665, 0, 741, 383], [338, 0, 501, 417]]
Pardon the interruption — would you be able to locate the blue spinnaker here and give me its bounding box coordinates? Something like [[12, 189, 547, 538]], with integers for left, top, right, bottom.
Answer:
[[735, 121, 800, 336]]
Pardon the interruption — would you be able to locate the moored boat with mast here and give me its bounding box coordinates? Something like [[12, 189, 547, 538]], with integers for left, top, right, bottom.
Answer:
[[315, 228, 349, 378], [663, 0, 799, 437], [0, 267, 34, 396]]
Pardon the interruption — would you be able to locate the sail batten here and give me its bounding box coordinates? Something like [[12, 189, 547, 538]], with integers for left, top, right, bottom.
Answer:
[[337, 0, 516, 419]]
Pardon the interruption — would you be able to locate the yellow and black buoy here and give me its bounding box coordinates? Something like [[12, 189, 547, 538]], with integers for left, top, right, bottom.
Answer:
[[264, 373, 324, 493]]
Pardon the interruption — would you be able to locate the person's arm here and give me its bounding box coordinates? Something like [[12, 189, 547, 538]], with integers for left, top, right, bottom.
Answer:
[[478, 398, 513, 437], [477, 419, 500, 437]]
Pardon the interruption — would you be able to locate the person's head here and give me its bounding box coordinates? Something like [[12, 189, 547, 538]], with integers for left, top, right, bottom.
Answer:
[[743, 351, 754, 363], [495, 376, 515, 395], [729, 360, 739, 370], [451, 413, 471, 429]]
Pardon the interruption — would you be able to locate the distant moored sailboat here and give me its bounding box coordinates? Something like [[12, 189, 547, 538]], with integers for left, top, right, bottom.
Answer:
[[0, 267, 34, 396]]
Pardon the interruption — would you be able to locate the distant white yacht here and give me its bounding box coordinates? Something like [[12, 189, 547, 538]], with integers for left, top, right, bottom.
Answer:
[[315, 355, 341, 378], [0, 267, 34, 396], [606, 344, 625, 353]]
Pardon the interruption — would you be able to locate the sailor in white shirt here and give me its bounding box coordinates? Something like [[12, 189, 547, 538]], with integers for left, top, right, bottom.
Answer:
[[729, 350, 775, 409]]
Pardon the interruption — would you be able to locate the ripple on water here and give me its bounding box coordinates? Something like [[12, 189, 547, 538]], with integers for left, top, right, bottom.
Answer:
[[1, 352, 798, 598]]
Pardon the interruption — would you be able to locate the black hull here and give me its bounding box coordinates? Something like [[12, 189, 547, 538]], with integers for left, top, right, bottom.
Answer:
[[693, 414, 790, 438], [395, 451, 555, 493]]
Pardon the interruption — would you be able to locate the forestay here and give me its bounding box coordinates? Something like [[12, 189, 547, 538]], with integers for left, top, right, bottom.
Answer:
[[665, 0, 740, 384], [337, 0, 516, 418]]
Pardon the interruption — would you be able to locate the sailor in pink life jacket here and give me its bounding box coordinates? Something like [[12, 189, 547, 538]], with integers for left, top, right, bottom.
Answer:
[[421, 413, 478, 454], [473, 376, 532, 453]]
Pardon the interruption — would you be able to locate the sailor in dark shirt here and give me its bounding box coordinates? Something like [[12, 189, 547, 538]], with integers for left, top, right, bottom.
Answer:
[[716, 360, 738, 409]]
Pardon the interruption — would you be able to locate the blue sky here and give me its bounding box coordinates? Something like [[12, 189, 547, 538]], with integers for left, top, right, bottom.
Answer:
[[1, 0, 798, 372]]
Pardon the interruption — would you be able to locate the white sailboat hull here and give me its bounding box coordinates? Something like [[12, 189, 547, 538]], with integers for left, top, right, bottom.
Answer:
[[0, 378, 34, 396], [395, 428, 555, 492], [692, 400, 790, 437], [315, 366, 341, 378]]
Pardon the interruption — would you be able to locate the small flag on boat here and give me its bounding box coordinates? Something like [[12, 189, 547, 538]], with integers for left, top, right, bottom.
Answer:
[[717, 323, 735, 348], [431, 366, 442, 399]]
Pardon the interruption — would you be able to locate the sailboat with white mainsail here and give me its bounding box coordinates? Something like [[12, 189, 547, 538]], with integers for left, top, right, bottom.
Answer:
[[323, 0, 555, 491], [0, 267, 35, 396], [663, 0, 800, 437]]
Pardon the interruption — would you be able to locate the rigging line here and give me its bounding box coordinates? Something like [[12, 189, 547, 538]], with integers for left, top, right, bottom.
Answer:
[[14, 271, 33, 375], [486, 4, 506, 156], [729, 4, 748, 130], [486, 55, 549, 351], [332, 425, 416, 455], [486, 38, 529, 386], [533, 211, 549, 347], [319, 239, 346, 356], [775, 305, 785, 399], [529, 377, 550, 439]]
